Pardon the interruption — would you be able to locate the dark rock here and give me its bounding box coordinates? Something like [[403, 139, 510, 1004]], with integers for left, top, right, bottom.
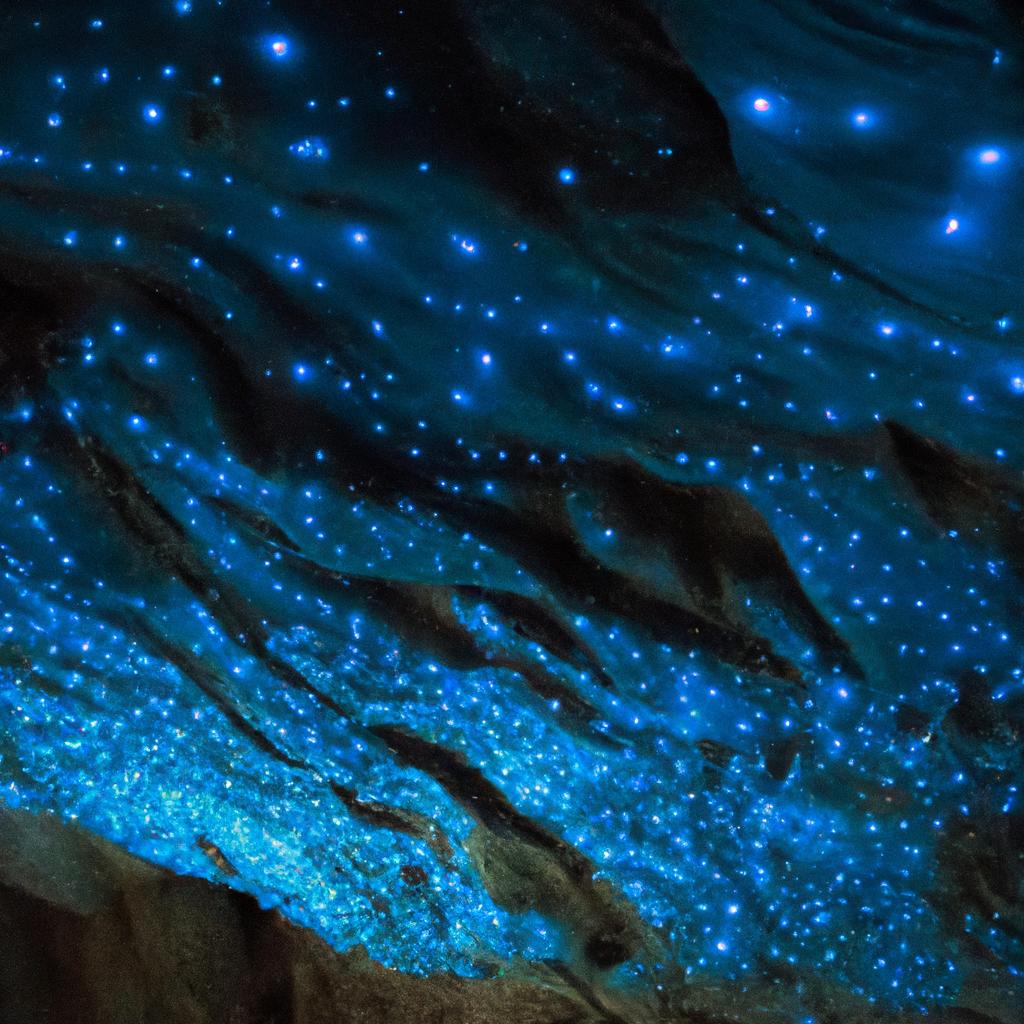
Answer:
[[0, 804, 601, 1024]]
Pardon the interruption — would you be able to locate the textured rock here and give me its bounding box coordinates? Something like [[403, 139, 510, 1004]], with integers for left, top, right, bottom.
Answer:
[[0, 805, 599, 1024]]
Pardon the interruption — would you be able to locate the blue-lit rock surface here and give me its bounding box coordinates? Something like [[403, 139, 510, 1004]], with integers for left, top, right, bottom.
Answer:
[[0, 1, 1022, 1020]]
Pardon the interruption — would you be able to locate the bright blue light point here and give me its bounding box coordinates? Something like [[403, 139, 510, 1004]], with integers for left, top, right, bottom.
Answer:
[[289, 137, 329, 162], [143, 104, 162, 123], [558, 167, 576, 185]]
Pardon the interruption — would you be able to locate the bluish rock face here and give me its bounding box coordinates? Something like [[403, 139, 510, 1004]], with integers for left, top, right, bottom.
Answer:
[[0, 0, 1021, 1016]]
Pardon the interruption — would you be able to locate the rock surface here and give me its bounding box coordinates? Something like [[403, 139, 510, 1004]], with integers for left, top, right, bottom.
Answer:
[[0, 804, 599, 1024]]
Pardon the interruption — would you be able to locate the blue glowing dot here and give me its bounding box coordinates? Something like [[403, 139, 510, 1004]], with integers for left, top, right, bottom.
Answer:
[[162, 66, 175, 78], [128, 415, 147, 431], [287, 256, 302, 271], [47, 113, 62, 128], [418, 161, 430, 172], [996, 316, 1011, 331], [851, 110, 873, 128], [480, 353, 492, 366], [1011, 376, 1024, 394], [293, 364, 309, 380], [112, 322, 125, 335], [143, 104, 161, 123], [878, 323, 895, 337], [606, 317, 621, 332], [384, 86, 396, 99], [978, 147, 1003, 165], [558, 167, 576, 185], [289, 137, 329, 161], [351, 230, 368, 245], [113, 235, 124, 249], [269, 37, 290, 58], [175, 0, 193, 13], [145, 353, 158, 367]]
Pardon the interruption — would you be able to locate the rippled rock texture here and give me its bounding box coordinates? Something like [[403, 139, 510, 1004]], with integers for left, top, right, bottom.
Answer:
[[0, 0, 1023, 1020]]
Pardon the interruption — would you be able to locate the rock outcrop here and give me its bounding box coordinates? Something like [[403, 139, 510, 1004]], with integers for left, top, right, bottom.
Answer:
[[0, 804, 601, 1024]]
